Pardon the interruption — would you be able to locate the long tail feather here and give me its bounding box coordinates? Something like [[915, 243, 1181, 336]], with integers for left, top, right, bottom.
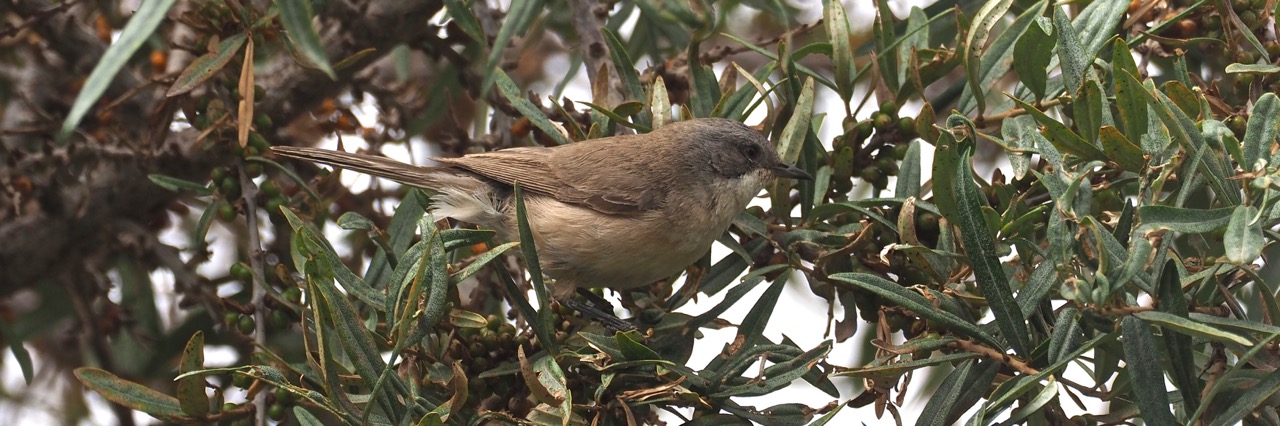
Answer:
[[271, 146, 442, 188]]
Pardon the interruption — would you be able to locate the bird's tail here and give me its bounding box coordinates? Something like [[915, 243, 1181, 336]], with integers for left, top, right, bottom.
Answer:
[[271, 146, 446, 188]]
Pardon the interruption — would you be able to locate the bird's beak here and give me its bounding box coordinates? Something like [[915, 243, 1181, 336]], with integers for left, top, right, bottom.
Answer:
[[769, 163, 813, 180]]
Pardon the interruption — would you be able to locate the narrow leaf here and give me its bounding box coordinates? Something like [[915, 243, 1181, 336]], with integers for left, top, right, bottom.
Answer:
[[1014, 16, 1055, 100], [1121, 316, 1176, 425], [963, 0, 1014, 113], [166, 34, 249, 97], [1224, 205, 1264, 264], [62, 0, 179, 136], [1242, 93, 1279, 171]]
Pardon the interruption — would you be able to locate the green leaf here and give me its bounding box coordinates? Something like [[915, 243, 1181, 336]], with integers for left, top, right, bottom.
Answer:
[[614, 331, 661, 361], [336, 212, 375, 231], [148, 174, 214, 196], [61, 0, 178, 137], [930, 114, 971, 223], [276, 0, 336, 79], [962, 0, 1014, 113], [1098, 125, 1145, 171], [512, 184, 556, 352], [601, 29, 646, 124], [1014, 16, 1055, 100], [1053, 7, 1087, 94], [1225, 63, 1280, 74], [1121, 316, 1176, 425], [1002, 377, 1059, 425], [1134, 311, 1253, 346], [871, 0, 898, 93], [688, 45, 720, 118], [1075, 79, 1106, 146], [776, 78, 815, 165], [985, 333, 1114, 412], [1017, 255, 1059, 319], [1224, 205, 1264, 264], [720, 33, 838, 92], [772, 77, 816, 214], [650, 75, 671, 129], [971, 2, 1047, 111], [441, 0, 485, 44], [1120, 70, 1240, 205], [0, 319, 31, 385], [534, 352, 571, 420], [1111, 39, 1148, 143], [1137, 206, 1234, 234], [481, 0, 544, 94], [1242, 93, 1279, 171], [75, 367, 187, 422], [688, 268, 771, 328], [1211, 362, 1280, 426], [294, 406, 325, 426], [165, 34, 249, 97], [493, 69, 571, 146], [829, 273, 1002, 349], [1156, 260, 1200, 415], [833, 352, 979, 380], [280, 208, 386, 307], [1009, 97, 1108, 162], [825, 0, 855, 100], [176, 332, 208, 416], [1163, 80, 1200, 118], [712, 341, 832, 398], [951, 146, 1030, 355], [899, 7, 930, 93], [918, 359, 1000, 426], [895, 140, 922, 198]]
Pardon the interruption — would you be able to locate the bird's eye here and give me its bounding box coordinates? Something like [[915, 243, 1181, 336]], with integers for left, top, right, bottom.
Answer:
[[744, 145, 760, 159]]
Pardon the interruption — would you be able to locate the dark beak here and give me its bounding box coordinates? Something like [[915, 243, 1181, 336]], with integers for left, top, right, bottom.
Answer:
[[769, 163, 813, 180]]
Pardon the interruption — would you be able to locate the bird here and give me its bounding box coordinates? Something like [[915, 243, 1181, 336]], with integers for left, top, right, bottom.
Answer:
[[271, 117, 812, 300]]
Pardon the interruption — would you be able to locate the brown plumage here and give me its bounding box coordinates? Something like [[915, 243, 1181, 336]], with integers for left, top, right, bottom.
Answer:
[[272, 118, 811, 298]]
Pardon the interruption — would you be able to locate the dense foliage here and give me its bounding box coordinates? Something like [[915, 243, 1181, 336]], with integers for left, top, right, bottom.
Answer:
[[4, 0, 1280, 424]]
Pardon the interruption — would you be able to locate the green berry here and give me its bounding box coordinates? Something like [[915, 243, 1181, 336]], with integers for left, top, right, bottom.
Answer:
[[248, 132, 270, 151], [897, 116, 917, 138], [877, 158, 899, 176], [860, 166, 881, 183], [267, 403, 286, 421], [1226, 115, 1247, 138], [230, 262, 253, 281], [892, 143, 910, 160], [283, 287, 302, 303], [217, 201, 237, 222], [220, 177, 241, 199], [872, 112, 893, 130], [268, 310, 290, 329], [237, 315, 256, 335], [879, 99, 898, 116], [855, 120, 874, 140], [260, 180, 280, 197]]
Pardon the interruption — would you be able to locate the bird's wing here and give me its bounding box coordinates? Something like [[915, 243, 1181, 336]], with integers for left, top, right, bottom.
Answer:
[[436, 142, 662, 215]]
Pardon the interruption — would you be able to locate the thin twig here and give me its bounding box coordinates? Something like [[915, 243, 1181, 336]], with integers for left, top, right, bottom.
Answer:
[[948, 339, 1038, 376], [238, 161, 268, 426], [975, 98, 1065, 128]]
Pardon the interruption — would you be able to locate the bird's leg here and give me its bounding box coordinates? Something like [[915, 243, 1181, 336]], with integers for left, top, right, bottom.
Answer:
[[576, 288, 618, 312], [564, 289, 635, 332]]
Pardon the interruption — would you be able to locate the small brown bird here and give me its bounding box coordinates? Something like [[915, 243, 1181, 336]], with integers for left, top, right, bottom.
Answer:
[[272, 118, 811, 299]]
